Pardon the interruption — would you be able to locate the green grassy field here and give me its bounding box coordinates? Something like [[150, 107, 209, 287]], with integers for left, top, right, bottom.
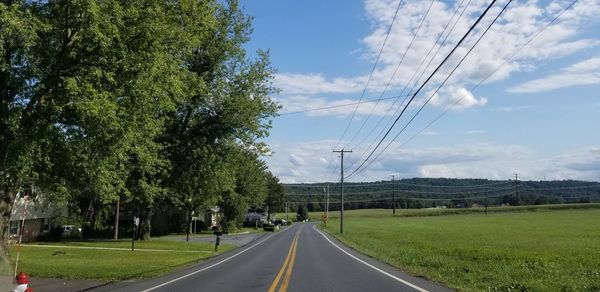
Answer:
[[323, 208, 600, 291], [10, 240, 235, 280]]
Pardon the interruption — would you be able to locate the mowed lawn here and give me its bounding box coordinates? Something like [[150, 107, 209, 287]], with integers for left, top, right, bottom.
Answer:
[[323, 208, 600, 291], [10, 240, 235, 280]]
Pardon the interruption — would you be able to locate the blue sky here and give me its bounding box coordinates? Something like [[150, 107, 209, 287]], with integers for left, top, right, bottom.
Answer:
[[241, 0, 600, 183]]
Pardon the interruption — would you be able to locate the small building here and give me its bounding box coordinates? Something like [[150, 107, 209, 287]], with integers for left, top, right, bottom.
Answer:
[[243, 211, 267, 227], [10, 192, 65, 243]]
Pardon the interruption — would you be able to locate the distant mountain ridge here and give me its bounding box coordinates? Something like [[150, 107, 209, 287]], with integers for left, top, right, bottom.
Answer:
[[283, 178, 600, 211]]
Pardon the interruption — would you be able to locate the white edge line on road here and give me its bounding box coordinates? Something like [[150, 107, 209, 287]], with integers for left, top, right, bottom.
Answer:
[[141, 229, 286, 292], [313, 225, 430, 292]]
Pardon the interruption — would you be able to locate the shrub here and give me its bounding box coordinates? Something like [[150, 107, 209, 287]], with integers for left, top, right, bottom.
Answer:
[[37, 226, 63, 242]]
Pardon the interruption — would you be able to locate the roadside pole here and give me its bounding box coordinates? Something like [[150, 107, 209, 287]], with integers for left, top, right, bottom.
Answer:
[[391, 175, 396, 215], [326, 184, 329, 224], [333, 149, 351, 234], [132, 216, 139, 251]]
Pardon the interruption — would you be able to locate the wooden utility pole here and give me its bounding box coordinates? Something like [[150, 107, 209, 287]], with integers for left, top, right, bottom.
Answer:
[[333, 149, 352, 234], [391, 175, 396, 215], [514, 173, 519, 206]]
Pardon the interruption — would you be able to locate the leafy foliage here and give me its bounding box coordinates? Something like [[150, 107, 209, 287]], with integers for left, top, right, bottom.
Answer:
[[0, 0, 279, 274]]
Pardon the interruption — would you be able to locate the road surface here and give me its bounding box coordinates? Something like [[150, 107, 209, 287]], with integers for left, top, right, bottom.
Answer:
[[92, 223, 451, 292]]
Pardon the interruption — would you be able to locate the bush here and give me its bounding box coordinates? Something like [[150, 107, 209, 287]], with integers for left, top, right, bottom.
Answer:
[[37, 226, 63, 242]]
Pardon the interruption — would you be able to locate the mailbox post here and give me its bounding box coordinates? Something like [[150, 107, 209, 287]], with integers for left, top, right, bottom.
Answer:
[[132, 216, 139, 251], [214, 230, 222, 251]]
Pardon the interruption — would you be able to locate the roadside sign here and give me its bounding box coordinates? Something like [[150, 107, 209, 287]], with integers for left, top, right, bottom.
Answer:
[[133, 217, 140, 227]]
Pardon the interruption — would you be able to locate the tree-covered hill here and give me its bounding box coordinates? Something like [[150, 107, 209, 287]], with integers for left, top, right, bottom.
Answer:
[[283, 178, 600, 211]]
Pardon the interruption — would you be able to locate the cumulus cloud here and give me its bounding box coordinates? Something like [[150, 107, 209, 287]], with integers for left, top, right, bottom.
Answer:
[[277, 95, 399, 117], [264, 140, 600, 183], [289, 154, 306, 166], [275, 0, 600, 116], [425, 86, 487, 110], [493, 105, 532, 112], [509, 57, 600, 93], [274, 73, 364, 95]]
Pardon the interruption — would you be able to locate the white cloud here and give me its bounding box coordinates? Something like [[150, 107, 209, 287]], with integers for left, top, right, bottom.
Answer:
[[422, 130, 439, 136], [509, 57, 600, 93], [274, 73, 364, 95], [289, 154, 306, 166], [265, 140, 600, 183], [274, 0, 600, 115], [425, 86, 487, 110], [465, 130, 486, 135], [493, 105, 532, 112], [277, 95, 399, 117]]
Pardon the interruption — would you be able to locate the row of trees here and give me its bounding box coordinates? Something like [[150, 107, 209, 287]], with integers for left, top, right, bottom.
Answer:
[[0, 0, 281, 273], [285, 178, 600, 211]]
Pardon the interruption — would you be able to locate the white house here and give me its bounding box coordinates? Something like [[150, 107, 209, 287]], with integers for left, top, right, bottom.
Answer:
[[10, 192, 65, 242]]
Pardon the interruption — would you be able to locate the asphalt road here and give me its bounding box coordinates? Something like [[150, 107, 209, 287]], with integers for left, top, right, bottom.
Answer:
[[92, 223, 451, 292]]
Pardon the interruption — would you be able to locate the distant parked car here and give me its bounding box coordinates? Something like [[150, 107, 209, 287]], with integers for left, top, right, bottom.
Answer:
[[273, 219, 286, 226], [62, 225, 82, 237], [262, 223, 276, 232]]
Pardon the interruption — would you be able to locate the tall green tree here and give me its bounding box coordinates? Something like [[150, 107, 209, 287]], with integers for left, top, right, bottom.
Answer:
[[164, 0, 278, 232], [265, 171, 284, 221]]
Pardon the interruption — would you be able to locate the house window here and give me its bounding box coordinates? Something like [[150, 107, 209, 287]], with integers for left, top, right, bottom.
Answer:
[[42, 218, 51, 232], [10, 221, 19, 236]]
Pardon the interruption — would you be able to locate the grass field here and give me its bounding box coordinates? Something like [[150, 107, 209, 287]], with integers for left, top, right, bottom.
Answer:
[[10, 240, 235, 280], [323, 207, 600, 291]]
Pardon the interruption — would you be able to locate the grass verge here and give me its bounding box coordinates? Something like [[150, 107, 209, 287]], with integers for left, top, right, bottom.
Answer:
[[323, 208, 600, 291], [10, 240, 235, 281]]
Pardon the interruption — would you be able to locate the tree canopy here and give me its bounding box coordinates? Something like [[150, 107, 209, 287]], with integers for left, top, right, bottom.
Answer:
[[0, 0, 280, 274]]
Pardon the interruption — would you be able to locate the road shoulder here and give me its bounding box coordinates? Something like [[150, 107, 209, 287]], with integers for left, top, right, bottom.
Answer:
[[314, 224, 452, 292]]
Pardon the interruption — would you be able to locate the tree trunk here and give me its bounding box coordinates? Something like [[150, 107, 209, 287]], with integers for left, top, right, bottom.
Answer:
[[113, 197, 120, 240], [139, 208, 152, 241], [0, 184, 15, 277], [186, 208, 191, 242]]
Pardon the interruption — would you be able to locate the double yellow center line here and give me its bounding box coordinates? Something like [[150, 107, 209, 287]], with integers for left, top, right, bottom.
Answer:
[[268, 225, 303, 292]]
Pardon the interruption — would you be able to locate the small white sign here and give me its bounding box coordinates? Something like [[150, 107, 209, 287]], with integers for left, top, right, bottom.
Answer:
[[133, 217, 140, 227]]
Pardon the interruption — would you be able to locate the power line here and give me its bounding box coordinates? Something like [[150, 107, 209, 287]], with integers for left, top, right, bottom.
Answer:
[[344, 0, 436, 148], [288, 191, 517, 204], [346, 0, 502, 178], [277, 93, 412, 116], [336, 0, 404, 148], [346, 0, 472, 156], [347, 0, 579, 177], [355, 0, 514, 178], [285, 180, 512, 189], [286, 185, 515, 196]]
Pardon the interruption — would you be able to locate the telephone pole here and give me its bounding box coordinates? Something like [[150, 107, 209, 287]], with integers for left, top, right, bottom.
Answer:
[[285, 201, 288, 222], [514, 173, 519, 206], [390, 175, 396, 215], [333, 149, 352, 234]]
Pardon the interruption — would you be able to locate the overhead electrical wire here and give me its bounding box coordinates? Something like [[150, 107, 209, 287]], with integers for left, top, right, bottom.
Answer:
[[278, 93, 412, 116], [348, 0, 579, 178], [285, 180, 512, 189], [346, 0, 471, 156], [351, 0, 514, 179], [335, 0, 404, 148], [343, 0, 436, 149], [287, 191, 518, 204], [346, 0, 508, 179], [344, 0, 473, 172], [285, 185, 514, 196]]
